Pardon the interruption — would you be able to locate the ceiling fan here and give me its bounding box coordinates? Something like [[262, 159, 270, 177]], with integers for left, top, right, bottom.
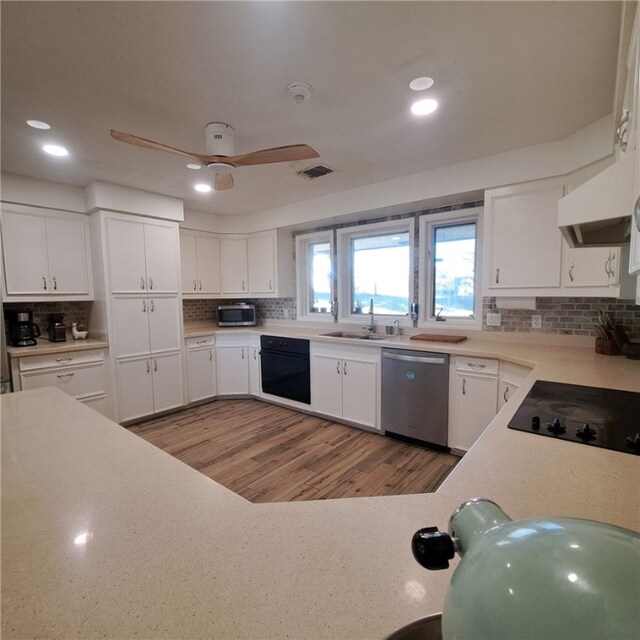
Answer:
[[110, 122, 319, 191]]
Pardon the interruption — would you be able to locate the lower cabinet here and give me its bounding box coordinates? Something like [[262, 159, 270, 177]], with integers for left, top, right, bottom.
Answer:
[[248, 336, 261, 397], [310, 345, 380, 429], [116, 352, 183, 422], [216, 345, 249, 395], [186, 336, 216, 403], [449, 356, 498, 452], [498, 361, 532, 410]]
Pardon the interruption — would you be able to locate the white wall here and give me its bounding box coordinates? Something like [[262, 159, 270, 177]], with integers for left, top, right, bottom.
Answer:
[[1, 174, 85, 213]]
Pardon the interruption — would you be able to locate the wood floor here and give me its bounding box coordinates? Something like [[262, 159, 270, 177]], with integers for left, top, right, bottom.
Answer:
[[130, 399, 460, 503]]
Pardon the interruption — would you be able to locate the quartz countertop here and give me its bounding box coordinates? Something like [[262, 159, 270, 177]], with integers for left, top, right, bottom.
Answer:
[[7, 335, 109, 358], [2, 331, 639, 639]]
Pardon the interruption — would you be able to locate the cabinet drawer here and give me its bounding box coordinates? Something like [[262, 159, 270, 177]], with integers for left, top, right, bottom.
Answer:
[[18, 349, 105, 372], [455, 356, 498, 376], [21, 362, 107, 397], [186, 335, 215, 348]]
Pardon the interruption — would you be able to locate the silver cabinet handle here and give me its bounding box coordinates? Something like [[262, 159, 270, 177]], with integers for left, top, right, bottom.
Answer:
[[56, 356, 73, 363], [154, 359, 158, 372], [336, 361, 341, 374], [242, 280, 245, 291], [495, 268, 500, 284], [198, 280, 202, 291], [608, 254, 616, 278], [193, 280, 197, 291], [269, 279, 273, 290], [468, 362, 486, 369], [56, 372, 75, 379], [209, 350, 213, 361], [150, 299, 155, 312], [195, 339, 207, 345], [343, 361, 347, 375], [241, 348, 245, 360], [503, 385, 509, 403], [52, 276, 57, 290], [604, 257, 611, 277], [141, 277, 146, 290], [42, 276, 47, 290], [142, 299, 147, 313], [149, 277, 154, 290], [462, 378, 466, 395], [568, 264, 574, 282], [616, 109, 630, 152], [634, 195, 640, 232], [146, 360, 150, 373], [253, 349, 257, 360]]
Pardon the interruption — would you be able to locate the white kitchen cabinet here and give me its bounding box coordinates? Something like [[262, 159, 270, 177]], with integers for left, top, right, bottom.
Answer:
[[484, 180, 565, 293], [248, 336, 261, 397], [180, 230, 221, 296], [561, 243, 618, 288], [248, 233, 276, 294], [115, 353, 183, 422], [1, 206, 92, 300], [216, 345, 249, 395], [311, 344, 380, 429], [219, 237, 249, 294], [448, 356, 498, 452], [106, 216, 179, 294], [186, 335, 216, 403]]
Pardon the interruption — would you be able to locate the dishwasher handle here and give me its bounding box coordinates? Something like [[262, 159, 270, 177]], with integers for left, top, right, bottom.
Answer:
[[383, 352, 447, 365]]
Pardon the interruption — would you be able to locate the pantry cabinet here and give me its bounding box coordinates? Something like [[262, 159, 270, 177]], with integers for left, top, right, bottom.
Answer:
[[448, 356, 498, 452], [1, 206, 92, 300], [311, 344, 380, 429], [180, 231, 221, 296]]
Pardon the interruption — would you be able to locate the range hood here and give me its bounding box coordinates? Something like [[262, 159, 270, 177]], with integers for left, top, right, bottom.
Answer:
[[558, 149, 635, 247]]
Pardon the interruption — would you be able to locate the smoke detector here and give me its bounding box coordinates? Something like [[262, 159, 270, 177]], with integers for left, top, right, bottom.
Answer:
[[287, 82, 312, 103]]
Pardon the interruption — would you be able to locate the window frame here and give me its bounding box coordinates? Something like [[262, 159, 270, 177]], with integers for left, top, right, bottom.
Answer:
[[295, 230, 335, 323], [418, 207, 483, 329], [337, 219, 415, 326]]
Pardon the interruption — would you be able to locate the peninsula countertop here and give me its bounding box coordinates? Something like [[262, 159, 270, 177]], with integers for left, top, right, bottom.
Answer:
[[2, 332, 639, 639]]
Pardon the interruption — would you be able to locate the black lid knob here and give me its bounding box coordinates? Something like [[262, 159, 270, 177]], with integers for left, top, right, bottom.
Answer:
[[547, 417, 566, 435], [626, 433, 640, 452], [531, 416, 541, 430], [411, 526, 455, 571], [576, 424, 597, 441]]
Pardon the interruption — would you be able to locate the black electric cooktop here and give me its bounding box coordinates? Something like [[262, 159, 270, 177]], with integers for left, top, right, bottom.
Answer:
[[508, 380, 640, 456]]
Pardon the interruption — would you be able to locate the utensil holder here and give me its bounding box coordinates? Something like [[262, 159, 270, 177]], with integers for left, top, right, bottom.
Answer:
[[595, 338, 620, 356]]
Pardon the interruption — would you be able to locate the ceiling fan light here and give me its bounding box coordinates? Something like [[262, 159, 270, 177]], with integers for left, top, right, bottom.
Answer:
[[194, 183, 212, 193], [411, 98, 438, 116], [187, 163, 202, 170]]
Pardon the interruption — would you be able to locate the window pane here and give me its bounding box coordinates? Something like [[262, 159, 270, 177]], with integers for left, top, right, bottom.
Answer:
[[432, 222, 476, 318], [351, 232, 409, 315], [308, 242, 332, 313]]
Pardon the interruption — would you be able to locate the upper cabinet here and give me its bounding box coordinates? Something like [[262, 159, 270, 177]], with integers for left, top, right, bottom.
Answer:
[[628, 8, 640, 277], [179, 228, 294, 298], [106, 216, 179, 294], [1, 206, 93, 301], [484, 178, 635, 298]]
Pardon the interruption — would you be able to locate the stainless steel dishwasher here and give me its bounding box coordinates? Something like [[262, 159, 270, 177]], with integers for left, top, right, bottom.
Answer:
[[381, 348, 449, 447]]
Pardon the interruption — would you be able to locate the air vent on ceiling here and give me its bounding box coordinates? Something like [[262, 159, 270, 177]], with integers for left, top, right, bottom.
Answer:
[[298, 164, 334, 179]]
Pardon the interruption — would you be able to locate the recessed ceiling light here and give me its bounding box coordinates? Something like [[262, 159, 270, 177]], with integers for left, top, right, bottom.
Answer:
[[409, 77, 434, 91], [187, 163, 202, 170], [42, 144, 69, 157], [194, 183, 212, 193], [27, 119, 51, 130], [411, 98, 438, 116]]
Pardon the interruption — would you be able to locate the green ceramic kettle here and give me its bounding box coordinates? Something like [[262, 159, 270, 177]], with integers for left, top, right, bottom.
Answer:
[[412, 498, 640, 640]]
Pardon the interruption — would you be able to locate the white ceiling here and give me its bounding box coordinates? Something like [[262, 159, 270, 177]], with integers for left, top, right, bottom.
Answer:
[[1, 1, 622, 217]]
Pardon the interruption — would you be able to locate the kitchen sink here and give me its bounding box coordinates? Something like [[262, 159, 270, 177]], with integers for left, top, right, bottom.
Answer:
[[385, 614, 442, 640], [320, 331, 388, 340]]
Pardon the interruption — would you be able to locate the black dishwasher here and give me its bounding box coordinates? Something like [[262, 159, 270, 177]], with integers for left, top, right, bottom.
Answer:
[[260, 335, 310, 404]]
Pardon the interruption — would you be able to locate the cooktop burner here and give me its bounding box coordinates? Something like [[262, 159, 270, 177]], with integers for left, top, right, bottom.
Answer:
[[508, 380, 640, 456]]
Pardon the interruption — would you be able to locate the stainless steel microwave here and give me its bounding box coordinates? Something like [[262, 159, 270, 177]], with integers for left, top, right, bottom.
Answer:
[[217, 304, 257, 327]]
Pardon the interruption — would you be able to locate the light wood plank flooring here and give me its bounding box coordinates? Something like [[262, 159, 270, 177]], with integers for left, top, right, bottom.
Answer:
[[130, 399, 459, 503]]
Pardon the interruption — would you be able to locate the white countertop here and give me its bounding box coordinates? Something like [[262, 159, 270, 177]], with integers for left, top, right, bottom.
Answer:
[[2, 328, 639, 639]]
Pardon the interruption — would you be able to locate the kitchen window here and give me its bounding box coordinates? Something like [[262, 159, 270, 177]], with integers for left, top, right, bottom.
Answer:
[[295, 231, 335, 322], [418, 208, 482, 327], [337, 220, 414, 323]]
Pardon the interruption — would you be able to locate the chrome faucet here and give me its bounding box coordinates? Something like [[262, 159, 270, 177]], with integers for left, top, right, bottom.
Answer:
[[363, 298, 375, 334]]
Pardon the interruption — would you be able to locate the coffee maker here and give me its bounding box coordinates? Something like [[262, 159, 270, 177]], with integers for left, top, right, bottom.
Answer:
[[7, 311, 41, 347], [47, 313, 67, 342]]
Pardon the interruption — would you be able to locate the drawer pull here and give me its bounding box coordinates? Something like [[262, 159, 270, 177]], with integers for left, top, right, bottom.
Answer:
[[56, 372, 75, 379], [467, 362, 486, 369], [56, 357, 73, 363], [193, 280, 197, 291], [195, 339, 207, 344], [198, 280, 202, 291], [150, 299, 155, 312], [141, 277, 146, 290]]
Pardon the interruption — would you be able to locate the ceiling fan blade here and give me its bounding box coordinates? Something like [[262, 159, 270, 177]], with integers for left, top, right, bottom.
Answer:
[[225, 144, 319, 168], [110, 130, 209, 164], [214, 173, 234, 190]]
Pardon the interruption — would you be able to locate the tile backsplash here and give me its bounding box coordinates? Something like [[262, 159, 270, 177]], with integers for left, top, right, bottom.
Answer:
[[482, 297, 640, 341], [183, 298, 297, 323], [3, 301, 92, 330]]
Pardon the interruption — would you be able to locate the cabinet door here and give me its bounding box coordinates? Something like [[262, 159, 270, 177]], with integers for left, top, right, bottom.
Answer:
[[45, 216, 90, 294], [219, 238, 248, 294], [116, 358, 154, 422], [454, 373, 498, 450], [196, 235, 221, 294], [310, 353, 343, 419], [188, 348, 216, 402], [106, 218, 147, 294], [561, 241, 614, 288], [180, 233, 198, 294], [489, 184, 564, 289], [144, 222, 179, 293], [248, 234, 275, 294], [148, 296, 181, 353], [341, 357, 378, 428], [248, 345, 261, 396], [216, 346, 249, 394], [2, 211, 49, 294], [111, 297, 150, 358], [151, 352, 184, 413]]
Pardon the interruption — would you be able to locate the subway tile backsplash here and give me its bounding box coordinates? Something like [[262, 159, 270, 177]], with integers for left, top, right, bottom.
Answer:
[[183, 298, 297, 323], [4, 301, 92, 330]]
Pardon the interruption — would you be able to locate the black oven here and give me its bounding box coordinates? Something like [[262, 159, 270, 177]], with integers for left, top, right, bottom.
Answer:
[[260, 335, 310, 404]]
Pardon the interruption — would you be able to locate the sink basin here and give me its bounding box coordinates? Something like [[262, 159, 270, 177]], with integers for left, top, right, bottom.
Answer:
[[385, 614, 443, 640], [320, 331, 387, 340]]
